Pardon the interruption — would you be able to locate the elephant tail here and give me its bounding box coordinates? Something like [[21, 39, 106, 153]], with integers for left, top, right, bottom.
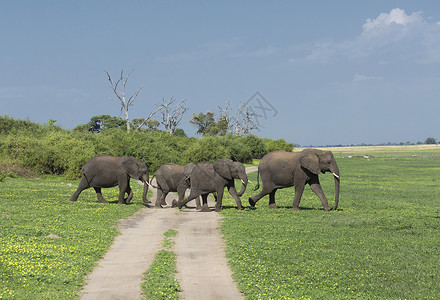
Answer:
[[148, 174, 158, 189], [253, 169, 260, 191]]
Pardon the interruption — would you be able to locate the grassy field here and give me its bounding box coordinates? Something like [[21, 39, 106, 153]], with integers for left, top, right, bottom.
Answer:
[[221, 145, 440, 299], [1, 145, 440, 299], [0, 177, 148, 299]]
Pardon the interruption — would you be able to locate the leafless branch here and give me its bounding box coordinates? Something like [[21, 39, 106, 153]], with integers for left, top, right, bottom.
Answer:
[[105, 69, 142, 132], [218, 101, 261, 135], [135, 106, 162, 131], [157, 98, 189, 134]]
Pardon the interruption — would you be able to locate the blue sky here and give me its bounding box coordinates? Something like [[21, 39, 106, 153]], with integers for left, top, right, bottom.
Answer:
[[2, 1, 440, 146]]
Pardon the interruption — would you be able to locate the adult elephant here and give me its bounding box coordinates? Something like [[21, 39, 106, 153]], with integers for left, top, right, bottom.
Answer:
[[152, 163, 201, 209], [69, 155, 150, 204], [173, 159, 248, 212], [249, 149, 340, 211]]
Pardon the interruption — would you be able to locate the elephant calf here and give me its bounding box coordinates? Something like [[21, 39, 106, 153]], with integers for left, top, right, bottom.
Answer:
[[69, 155, 150, 204], [249, 149, 340, 211], [173, 159, 248, 212], [152, 163, 201, 209]]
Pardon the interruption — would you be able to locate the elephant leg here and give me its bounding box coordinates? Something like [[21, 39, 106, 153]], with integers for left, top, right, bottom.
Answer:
[[94, 187, 107, 203], [309, 181, 332, 211], [161, 196, 167, 206], [118, 180, 129, 204], [69, 176, 89, 202], [125, 186, 133, 204], [249, 186, 272, 207], [201, 194, 210, 212], [177, 185, 187, 207], [214, 188, 225, 212], [268, 190, 278, 209], [195, 196, 202, 210], [155, 190, 165, 208], [292, 183, 305, 210], [227, 186, 244, 211], [174, 189, 200, 209]]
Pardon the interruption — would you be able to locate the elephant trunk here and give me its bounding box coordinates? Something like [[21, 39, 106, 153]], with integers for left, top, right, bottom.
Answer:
[[142, 174, 149, 203], [237, 174, 248, 197], [332, 167, 340, 210]]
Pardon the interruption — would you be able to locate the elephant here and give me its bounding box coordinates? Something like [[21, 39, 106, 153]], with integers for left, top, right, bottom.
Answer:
[[249, 149, 340, 211], [69, 155, 150, 204], [152, 163, 202, 209], [172, 158, 248, 212]]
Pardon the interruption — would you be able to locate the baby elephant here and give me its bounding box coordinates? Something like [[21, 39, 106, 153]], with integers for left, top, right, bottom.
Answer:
[[173, 159, 248, 212], [69, 155, 150, 204], [152, 163, 201, 209]]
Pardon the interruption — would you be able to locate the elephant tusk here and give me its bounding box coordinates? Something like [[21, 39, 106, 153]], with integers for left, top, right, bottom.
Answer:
[[332, 172, 340, 179], [247, 179, 254, 185], [145, 180, 154, 188]]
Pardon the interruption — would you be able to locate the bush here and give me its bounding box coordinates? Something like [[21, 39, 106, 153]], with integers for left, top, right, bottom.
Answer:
[[262, 138, 294, 153], [242, 135, 267, 159], [216, 135, 253, 163], [0, 116, 297, 177], [183, 137, 229, 164]]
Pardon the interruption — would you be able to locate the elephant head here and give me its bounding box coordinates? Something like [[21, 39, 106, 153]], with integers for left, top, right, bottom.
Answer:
[[214, 159, 248, 196], [123, 157, 150, 203], [299, 149, 340, 209], [183, 163, 196, 184]]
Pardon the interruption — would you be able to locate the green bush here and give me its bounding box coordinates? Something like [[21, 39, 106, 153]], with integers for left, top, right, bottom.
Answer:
[[262, 138, 294, 153], [0, 116, 296, 177], [183, 137, 229, 163], [242, 134, 267, 159], [216, 135, 253, 163]]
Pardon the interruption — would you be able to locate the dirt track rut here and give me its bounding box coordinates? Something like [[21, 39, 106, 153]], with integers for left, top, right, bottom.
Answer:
[[80, 167, 257, 299]]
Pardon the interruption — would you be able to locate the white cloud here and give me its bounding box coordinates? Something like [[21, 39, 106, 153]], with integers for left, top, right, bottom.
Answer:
[[303, 8, 440, 64], [362, 8, 422, 32], [353, 74, 383, 83]]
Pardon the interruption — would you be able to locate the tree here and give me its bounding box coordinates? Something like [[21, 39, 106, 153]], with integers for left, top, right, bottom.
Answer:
[[425, 137, 437, 144], [189, 112, 217, 136], [157, 98, 189, 134], [173, 128, 187, 137], [106, 70, 142, 132], [133, 118, 160, 131], [134, 106, 162, 132], [218, 101, 261, 135], [74, 115, 125, 133]]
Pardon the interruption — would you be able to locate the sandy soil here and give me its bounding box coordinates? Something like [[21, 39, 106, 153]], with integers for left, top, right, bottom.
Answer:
[[80, 167, 257, 299]]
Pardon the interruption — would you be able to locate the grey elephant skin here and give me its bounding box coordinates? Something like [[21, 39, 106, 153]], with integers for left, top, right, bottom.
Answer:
[[69, 155, 150, 204], [249, 149, 340, 211], [173, 159, 248, 212], [152, 163, 201, 209]]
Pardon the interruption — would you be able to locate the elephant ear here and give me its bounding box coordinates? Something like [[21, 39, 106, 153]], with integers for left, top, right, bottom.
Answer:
[[300, 150, 321, 175], [184, 163, 196, 177], [123, 157, 139, 178], [214, 159, 233, 180]]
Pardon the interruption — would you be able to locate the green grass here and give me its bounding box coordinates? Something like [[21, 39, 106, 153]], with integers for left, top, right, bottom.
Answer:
[[2, 146, 440, 299], [141, 229, 181, 299], [221, 148, 440, 299], [0, 176, 149, 299]]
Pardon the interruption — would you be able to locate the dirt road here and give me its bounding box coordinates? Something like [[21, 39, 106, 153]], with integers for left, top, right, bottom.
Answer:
[[80, 167, 257, 299]]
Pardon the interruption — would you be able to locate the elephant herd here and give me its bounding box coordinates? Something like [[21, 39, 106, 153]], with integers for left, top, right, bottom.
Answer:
[[69, 148, 340, 211]]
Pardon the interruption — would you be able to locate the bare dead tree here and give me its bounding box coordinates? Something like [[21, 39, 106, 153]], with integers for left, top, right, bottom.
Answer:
[[106, 70, 142, 132], [218, 101, 234, 134], [135, 106, 162, 131], [218, 101, 261, 135], [239, 104, 261, 135], [157, 98, 189, 134]]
